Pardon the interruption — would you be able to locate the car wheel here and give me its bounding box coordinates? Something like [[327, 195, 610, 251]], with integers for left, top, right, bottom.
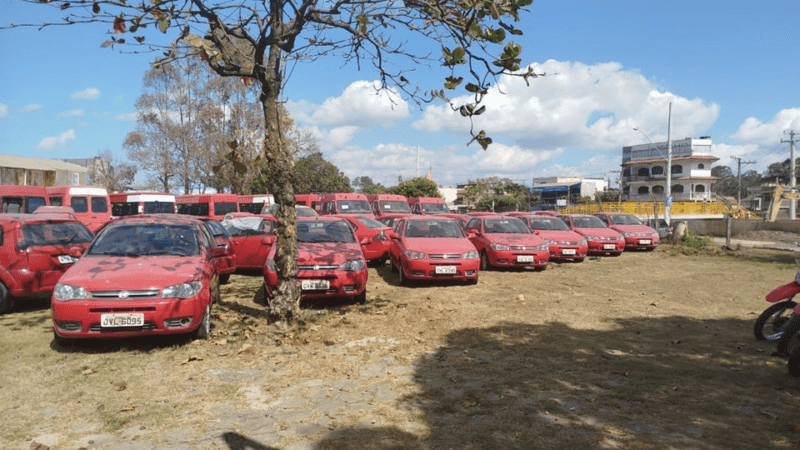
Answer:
[[573, 258, 585, 263], [0, 283, 12, 315], [191, 303, 211, 340], [390, 257, 398, 273], [254, 284, 269, 306], [754, 300, 797, 341], [355, 290, 367, 304], [467, 274, 478, 285], [790, 348, 800, 377], [480, 251, 490, 271], [398, 263, 408, 286], [52, 328, 71, 347], [219, 274, 231, 285]]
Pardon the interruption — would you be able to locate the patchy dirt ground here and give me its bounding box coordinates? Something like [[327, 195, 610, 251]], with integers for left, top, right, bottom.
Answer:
[[3, 241, 800, 450]]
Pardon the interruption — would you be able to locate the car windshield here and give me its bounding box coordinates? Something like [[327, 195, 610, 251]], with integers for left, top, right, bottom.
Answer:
[[609, 214, 643, 225], [379, 201, 411, 213], [297, 221, 356, 243], [572, 216, 607, 228], [421, 203, 449, 214], [354, 216, 386, 229], [89, 223, 200, 257], [484, 218, 530, 234], [529, 217, 570, 231], [222, 217, 274, 236], [405, 220, 464, 238], [21, 222, 93, 247], [297, 206, 318, 217], [338, 200, 371, 214]]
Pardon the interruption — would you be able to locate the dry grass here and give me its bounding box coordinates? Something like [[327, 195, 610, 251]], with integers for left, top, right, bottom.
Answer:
[[2, 244, 800, 449]]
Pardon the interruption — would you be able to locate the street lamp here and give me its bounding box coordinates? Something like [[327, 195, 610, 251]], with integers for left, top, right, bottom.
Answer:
[[632, 103, 674, 225]]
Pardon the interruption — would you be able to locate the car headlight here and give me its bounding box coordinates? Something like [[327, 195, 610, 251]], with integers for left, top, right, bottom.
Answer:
[[618, 236, 625, 242], [405, 250, 426, 260], [585, 235, 598, 241], [536, 244, 549, 251], [340, 260, 365, 271], [53, 283, 87, 302], [578, 239, 587, 246], [266, 260, 276, 272], [622, 232, 634, 237], [373, 231, 387, 241], [651, 232, 660, 238], [490, 243, 510, 251], [163, 281, 203, 299], [545, 240, 555, 245], [463, 250, 479, 259]]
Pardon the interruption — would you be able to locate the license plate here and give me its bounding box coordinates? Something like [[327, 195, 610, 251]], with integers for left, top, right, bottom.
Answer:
[[516, 255, 534, 262], [301, 279, 330, 290], [561, 249, 576, 255], [435, 265, 457, 275], [58, 255, 78, 264], [639, 239, 651, 245], [100, 313, 144, 328], [603, 244, 616, 250]]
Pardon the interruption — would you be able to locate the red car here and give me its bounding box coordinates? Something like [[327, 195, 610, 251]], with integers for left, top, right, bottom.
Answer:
[[594, 212, 660, 251], [389, 217, 479, 285], [512, 214, 588, 262], [335, 214, 393, 266], [558, 214, 625, 256], [51, 215, 227, 342], [0, 213, 93, 314], [464, 216, 549, 270], [262, 216, 369, 304], [221, 213, 277, 274], [199, 219, 237, 284]]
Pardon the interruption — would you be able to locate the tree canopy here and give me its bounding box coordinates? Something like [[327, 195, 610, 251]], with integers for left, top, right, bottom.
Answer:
[[390, 177, 441, 198]]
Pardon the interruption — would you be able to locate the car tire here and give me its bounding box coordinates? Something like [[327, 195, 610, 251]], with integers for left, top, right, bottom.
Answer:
[[754, 300, 797, 341], [573, 258, 585, 263], [390, 257, 398, 273], [467, 274, 478, 285], [398, 263, 408, 286], [191, 303, 211, 340], [480, 251, 490, 271], [0, 283, 12, 315], [776, 316, 800, 356], [355, 290, 367, 304], [790, 348, 800, 377], [219, 274, 231, 285], [254, 284, 269, 306]]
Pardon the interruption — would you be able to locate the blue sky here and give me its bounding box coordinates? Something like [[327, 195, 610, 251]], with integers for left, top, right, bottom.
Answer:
[[1, 0, 799, 189]]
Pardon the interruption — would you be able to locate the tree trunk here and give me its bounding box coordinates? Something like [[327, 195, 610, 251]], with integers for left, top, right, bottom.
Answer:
[[259, 73, 300, 323]]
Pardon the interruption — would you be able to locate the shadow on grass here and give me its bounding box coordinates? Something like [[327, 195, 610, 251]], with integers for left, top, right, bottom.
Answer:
[[313, 317, 800, 450]]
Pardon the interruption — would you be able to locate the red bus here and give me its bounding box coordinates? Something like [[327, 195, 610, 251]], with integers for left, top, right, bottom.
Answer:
[[238, 194, 274, 214], [46, 186, 111, 232], [175, 193, 239, 220], [0, 185, 48, 214], [110, 192, 176, 217]]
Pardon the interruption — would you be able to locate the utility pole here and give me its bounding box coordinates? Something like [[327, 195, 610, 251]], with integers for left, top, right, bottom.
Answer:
[[665, 102, 673, 225], [730, 156, 756, 205], [783, 130, 798, 219]]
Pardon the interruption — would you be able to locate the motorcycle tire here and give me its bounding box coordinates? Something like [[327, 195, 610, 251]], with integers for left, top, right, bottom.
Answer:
[[775, 316, 800, 356], [754, 300, 797, 341], [790, 348, 800, 378]]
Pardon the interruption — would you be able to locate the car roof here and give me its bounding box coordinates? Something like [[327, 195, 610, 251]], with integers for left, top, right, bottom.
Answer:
[[0, 213, 80, 224], [108, 214, 205, 226]]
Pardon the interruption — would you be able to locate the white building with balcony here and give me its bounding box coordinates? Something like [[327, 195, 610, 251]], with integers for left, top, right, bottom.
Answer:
[[621, 137, 718, 201]]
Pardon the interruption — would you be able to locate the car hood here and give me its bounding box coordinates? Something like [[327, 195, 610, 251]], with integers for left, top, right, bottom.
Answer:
[[483, 234, 545, 246], [533, 230, 584, 242], [297, 242, 364, 265], [403, 237, 476, 254], [573, 228, 620, 237], [60, 255, 206, 289], [611, 225, 656, 234]]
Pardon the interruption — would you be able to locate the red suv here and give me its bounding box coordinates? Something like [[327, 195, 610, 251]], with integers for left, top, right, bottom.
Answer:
[[0, 213, 93, 314]]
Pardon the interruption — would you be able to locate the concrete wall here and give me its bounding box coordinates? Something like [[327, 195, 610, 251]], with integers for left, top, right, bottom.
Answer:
[[683, 218, 800, 237]]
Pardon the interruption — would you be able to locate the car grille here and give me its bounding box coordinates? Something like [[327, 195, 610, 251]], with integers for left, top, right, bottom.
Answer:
[[89, 289, 161, 299], [429, 254, 462, 259], [298, 265, 338, 271], [89, 322, 157, 332], [553, 241, 580, 245], [594, 236, 619, 241], [509, 245, 541, 250]]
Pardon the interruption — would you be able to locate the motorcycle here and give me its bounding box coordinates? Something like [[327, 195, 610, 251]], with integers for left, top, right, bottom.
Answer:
[[754, 269, 799, 341]]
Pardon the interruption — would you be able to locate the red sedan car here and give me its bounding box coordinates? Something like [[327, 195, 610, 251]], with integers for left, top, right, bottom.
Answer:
[[594, 212, 660, 251], [222, 213, 277, 274], [389, 217, 479, 285], [263, 216, 369, 304], [51, 215, 226, 343], [513, 214, 588, 262], [558, 214, 625, 256], [463, 216, 549, 270], [334, 214, 393, 266]]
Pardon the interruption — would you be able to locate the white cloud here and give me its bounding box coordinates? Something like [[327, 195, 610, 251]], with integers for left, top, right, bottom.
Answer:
[[21, 104, 42, 113], [732, 108, 800, 145], [70, 88, 101, 100], [60, 109, 85, 118], [293, 80, 409, 128], [35, 129, 76, 150], [115, 112, 137, 122], [413, 60, 719, 152], [0, 103, 7, 118]]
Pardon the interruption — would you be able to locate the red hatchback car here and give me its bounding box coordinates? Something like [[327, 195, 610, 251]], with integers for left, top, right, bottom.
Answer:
[[0, 213, 93, 314], [262, 216, 369, 304], [334, 214, 393, 266], [389, 217, 479, 285], [463, 216, 549, 270], [594, 212, 660, 251], [513, 214, 588, 262], [558, 214, 625, 256], [51, 215, 227, 343]]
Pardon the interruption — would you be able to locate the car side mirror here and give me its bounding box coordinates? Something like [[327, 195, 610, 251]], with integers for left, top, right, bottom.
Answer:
[[468, 230, 478, 238], [387, 230, 398, 240], [209, 246, 227, 258], [359, 236, 372, 245], [262, 235, 276, 245]]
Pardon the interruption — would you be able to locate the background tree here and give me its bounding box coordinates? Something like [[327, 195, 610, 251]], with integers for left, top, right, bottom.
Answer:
[[711, 165, 739, 197], [462, 176, 528, 211], [9, 0, 536, 323], [95, 149, 137, 193], [390, 177, 441, 198]]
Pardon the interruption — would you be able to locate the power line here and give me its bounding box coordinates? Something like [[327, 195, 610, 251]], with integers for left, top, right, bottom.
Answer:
[[731, 156, 756, 204]]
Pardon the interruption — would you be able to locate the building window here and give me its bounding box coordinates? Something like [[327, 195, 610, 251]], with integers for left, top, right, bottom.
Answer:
[[652, 185, 664, 195], [637, 186, 649, 195], [672, 185, 684, 193], [695, 185, 705, 193], [652, 166, 664, 175], [672, 165, 683, 174], [637, 168, 650, 177], [622, 168, 630, 177], [698, 163, 705, 169]]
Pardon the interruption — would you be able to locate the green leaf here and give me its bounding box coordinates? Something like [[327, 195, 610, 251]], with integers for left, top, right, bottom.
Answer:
[[465, 83, 480, 93], [485, 28, 506, 44], [473, 105, 486, 116], [100, 40, 112, 48], [92, 2, 100, 13], [444, 76, 463, 90], [158, 16, 170, 33]]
